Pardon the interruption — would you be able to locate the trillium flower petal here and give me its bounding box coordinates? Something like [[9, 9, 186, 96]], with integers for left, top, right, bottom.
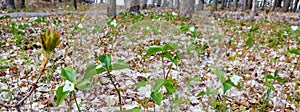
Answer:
[[189, 26, 195, 32], [291, 26, 298, 31], [63, 80, 75, 92], [230, 75, 242, 85], [138, 84, 152, 98]]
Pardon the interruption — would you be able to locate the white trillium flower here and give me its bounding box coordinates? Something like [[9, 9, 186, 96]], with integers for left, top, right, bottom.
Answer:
[[172, 12, 178, 16], [189, 26, 195, 32], [110, 20, 117, 27], [230, 75, 242, 85], [189, 96, 199, 104], [284, 31, 288, 36], [291, 26, 298, 31], [63, 80, 75, 92], [138, 84, 152, 98], [78, 24, 83, 29]]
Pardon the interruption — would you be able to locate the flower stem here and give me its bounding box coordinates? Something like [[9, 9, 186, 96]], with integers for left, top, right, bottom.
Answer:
[[162, 57, 165, 79], [108, 73, 122, 110], [165, 64, 173, 79], [73, 92, 81, 112]]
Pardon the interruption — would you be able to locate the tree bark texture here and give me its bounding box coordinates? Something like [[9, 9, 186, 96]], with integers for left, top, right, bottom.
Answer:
[[157, 0, 162, 7], [247, 0, 252, 9], [214, 0, 218, 10], [220, 0, 225, 9], [243, 0, 248, 11], [6, 0, 15, 10], [250, 0, 257, 20], [234, 0, 238, 11], [179, 0, 194, 17], [293, 0, 299, 12], [126, 0, 140, 13], [162, 0, 168, 7], [176, 0, 180, 9], [197, 0, 204, 11], [282, 0, 291, 12], [141, 0, 147, 9], [107, 0, 116, 17], [19, 0, 25, 8], [73, 0, 77, 10]]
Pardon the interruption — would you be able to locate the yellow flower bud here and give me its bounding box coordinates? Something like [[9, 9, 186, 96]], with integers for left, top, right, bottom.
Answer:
[[39, 29, 61, 55]]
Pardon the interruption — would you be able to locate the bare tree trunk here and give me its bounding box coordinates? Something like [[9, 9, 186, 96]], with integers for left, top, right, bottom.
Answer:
[[73, 0, 77, 10], [214, 0, 218, 10], [271, 0, 277, 11], [100, 0, 104, 3], [226, 0, 231, 8], [107, 0, 116, 17], [141, 0, 147, 9], [6, 0, 15, 10], [152, 0, 156, 6], [243, 0, 248, 11], [247, 0, 252, 9], [162, 0, 168, 7], [19, 0, 25, 8], [250, 0, 257, 20], [127, 0, 140, 13], [277, 0, 282, 7], [197, 0, 204, 11], [282, 0, 291, 12], [176, 0, 180, 9], [220, 0, 225, 9], [293, 0, 299, 12], [234, 0, 238, 11], [261, 0, 266, 10], [180, 0, 194, 17], [157, 0, 162, 6]]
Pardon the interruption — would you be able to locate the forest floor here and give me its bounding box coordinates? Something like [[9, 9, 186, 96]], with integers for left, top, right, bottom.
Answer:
[[0, 4, 300, 112]]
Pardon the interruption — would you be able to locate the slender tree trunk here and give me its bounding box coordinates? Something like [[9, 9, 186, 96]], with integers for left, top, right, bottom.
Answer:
[[282, 0, 291, 12], [107, 0, 116, 17], [162, 0, 168, 7], [100, 0, 104, 3], [276, 0, 282, 7], [73, 0, 77, 10], [197, 0, 204, 11], [293, 0, 299, 12], [271, 0, 277, 11], [226, 0, 231, 8], [6, 0, 15, 10], [19, 0, 25, 8], [214, 0, 218, 10], [250, 0, 257, 20], [127, 0, 140, 13], [243, 0, 248, 11], [180, 0, 194, 17], [176, 0, 180, 9], [152, 0, 156, 6], [157, 0, 162, 6], [141, 0, 147, 9], [220, 0, 225, 9], [261, 0, 266, 10], [234, 0, 238, 11], [247, 0, 252, 9]]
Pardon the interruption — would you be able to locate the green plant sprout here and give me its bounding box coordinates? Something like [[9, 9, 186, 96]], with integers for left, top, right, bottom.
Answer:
[[259, 70, 285, 111], [0, 78, 19, 102], [56, 54, 129, 111], [145, 43, 180, 79], [196, 66, 244, 111]]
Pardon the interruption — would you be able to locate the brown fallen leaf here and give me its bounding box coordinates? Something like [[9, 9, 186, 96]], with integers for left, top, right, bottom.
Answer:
[[0, 69, 5, 76]]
